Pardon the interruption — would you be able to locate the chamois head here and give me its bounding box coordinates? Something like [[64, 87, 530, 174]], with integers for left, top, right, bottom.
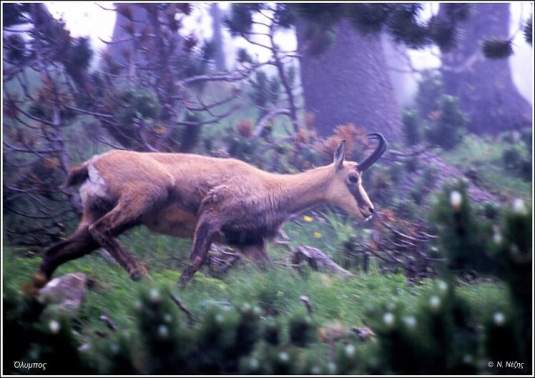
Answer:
[[326, 133, 388, 220]]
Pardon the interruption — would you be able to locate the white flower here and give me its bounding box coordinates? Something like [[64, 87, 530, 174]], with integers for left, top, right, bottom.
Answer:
[[403, 315, 417, 329], [149, 288, 161, 302], [163, 313, 173, 323], [49, 320, 60, 334], [157, 324, 169, 338], [493, 312, 506, 326], [383, 312, 395, 326], [437, 280, 448, 292], [429, 295, 441, 310], [493, 229, 503, 245], [215, 313, 225, 323], [450, 191, 462, 210], [345, 344, 356, 357], [327, 362, 337, 374], [278, 352, 289, 362], [253, 306, 262, 316], [249, 358, 259, 370], [512, 198, 526, 215]]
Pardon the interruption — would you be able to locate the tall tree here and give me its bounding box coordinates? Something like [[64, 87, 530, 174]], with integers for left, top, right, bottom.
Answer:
[[439, 3, 532, 134], [296, 19, 401, 139], [109, 4, 152, 66], [225, 4, 470, 139], [210, 3, 227, 71]]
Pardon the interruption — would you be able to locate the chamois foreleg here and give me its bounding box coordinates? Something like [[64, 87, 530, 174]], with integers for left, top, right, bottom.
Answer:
[[179, 215, 220, 287], [88, 189, 163, 280]]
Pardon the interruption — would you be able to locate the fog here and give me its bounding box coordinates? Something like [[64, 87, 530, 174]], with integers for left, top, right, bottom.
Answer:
[[46, 1, 533, 104]]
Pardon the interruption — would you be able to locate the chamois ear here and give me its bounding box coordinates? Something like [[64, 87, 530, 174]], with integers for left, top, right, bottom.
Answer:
[[333, 140, 346, 170]]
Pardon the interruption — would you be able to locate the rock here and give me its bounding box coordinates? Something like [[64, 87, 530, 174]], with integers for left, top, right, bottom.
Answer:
[[38, 272, 88, 313], [351, 326, 376, 341]]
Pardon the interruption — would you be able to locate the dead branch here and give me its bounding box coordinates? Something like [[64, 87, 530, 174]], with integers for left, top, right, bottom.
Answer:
[[300, 295, 313, 315], [170, 292, 195, 326], [381, 221, 437, 242], [253, 108, 291, 138], [291, 245, 353, 277], [99, 313, 118, 332]]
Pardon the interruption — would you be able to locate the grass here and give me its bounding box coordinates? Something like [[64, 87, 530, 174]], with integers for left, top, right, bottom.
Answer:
[[3, 224, 510, 342], [2, 176, 514, 374]]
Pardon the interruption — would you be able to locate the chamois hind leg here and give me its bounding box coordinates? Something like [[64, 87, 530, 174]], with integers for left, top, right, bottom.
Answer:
[[31, 210, 100, 292], [39, 227, 97, 278], [88, 189, 163, 281], [179, 215, 220, 288]]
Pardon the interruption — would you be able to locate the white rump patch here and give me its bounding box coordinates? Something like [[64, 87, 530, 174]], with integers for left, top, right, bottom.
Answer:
[[80, 158, 109, 206]]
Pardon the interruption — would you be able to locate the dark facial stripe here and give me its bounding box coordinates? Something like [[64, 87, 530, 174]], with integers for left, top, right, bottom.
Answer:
[[347, 182, 365, 207]]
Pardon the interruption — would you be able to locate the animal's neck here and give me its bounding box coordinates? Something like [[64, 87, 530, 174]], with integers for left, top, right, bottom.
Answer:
[[270, 165, 332, 216]]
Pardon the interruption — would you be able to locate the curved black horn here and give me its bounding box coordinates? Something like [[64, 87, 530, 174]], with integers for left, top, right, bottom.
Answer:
[[358, 133, 388, 171]]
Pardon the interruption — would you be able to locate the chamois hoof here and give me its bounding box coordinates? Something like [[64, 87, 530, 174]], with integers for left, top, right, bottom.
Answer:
[[178, 274, 192, 289], [32, 272, 49, 289], [21, 272, 48, 298], [22, 282, 39, 298]]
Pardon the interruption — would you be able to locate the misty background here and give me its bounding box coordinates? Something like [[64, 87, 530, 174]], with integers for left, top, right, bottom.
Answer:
[[45, 1, 533, 105]]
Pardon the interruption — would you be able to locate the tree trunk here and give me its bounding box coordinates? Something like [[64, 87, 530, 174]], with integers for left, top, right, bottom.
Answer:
[[381, 32, 418, 108], [209, 3, 227, 71], [296, 19, 401, 139], [109, 4, 149, 66], [440, 3, 531, 134]]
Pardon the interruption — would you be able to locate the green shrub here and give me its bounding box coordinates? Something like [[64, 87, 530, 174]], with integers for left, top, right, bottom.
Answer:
[[425, 95, 467, 150], [402, 109, 422, 147], [415, 70, 444, 118]]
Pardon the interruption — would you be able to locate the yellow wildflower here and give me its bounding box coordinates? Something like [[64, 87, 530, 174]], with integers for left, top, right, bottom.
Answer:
[[303, 215, 314, 222], [313, 231, 322, 238]]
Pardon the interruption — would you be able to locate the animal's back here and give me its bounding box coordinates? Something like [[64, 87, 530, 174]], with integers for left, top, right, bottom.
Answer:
[[80, 150, 272, 239], [88, 149, 263, 188]]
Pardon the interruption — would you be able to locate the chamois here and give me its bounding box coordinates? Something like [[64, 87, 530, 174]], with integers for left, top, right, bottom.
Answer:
[[31, 133, 387, 289]]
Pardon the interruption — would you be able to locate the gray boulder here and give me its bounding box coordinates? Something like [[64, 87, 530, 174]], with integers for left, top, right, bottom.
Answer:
[[38, 272, 88, 313]]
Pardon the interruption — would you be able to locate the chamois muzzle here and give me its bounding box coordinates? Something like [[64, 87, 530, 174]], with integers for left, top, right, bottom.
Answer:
[[358, 133, 388, 172]]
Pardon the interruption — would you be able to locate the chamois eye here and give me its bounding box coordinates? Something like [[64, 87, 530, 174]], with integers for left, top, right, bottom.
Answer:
[[347, 174, 358, 184]]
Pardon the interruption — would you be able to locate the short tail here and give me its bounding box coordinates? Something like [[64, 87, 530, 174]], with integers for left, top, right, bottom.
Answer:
[[63, 163, 89, 188]]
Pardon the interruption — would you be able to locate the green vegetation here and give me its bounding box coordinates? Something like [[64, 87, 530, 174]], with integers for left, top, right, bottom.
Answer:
[[3, 244, 510, 374], [5, 180, 529, 374], [441, 133, 532, 203]]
